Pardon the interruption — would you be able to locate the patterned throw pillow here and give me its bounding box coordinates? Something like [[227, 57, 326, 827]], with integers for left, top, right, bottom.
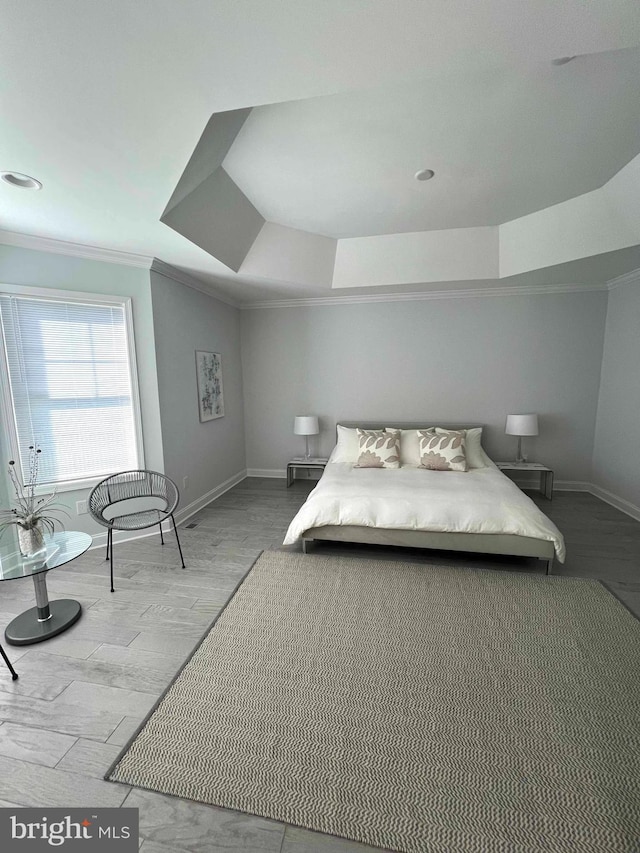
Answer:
[[418, 429, 468, 472], [355, 429, 400, 468], [433, 427, 489, 469]]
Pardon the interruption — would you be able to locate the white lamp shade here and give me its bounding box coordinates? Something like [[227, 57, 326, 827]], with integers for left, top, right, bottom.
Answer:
[[294, 415, 319, 436], [505, 413, 539, 436]]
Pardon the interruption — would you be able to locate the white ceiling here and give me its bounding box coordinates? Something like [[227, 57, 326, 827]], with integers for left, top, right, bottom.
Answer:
[[1, 1, 640, 302], [224, 48, 640, 237]]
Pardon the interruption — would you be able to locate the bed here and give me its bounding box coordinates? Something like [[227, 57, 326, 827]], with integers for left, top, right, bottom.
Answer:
[[283, 422, 565, 574]]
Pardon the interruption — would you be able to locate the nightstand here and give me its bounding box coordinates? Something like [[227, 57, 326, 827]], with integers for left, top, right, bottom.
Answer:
[[495, 462, 554, 500], [286, 457, 328, 487]]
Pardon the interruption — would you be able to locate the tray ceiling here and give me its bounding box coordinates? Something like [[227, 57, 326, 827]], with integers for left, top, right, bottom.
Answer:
[[224, 48, 640, 238]]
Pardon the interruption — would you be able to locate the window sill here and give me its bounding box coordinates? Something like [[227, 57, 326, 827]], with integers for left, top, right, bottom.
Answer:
[[32, 476, 109, 496]]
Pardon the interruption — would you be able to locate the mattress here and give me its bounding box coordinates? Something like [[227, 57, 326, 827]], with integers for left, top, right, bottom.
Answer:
[[283, 460, 565, 561]]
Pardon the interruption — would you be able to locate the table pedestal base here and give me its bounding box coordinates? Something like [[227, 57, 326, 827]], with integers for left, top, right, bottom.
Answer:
[[5, 599, 82, 646]]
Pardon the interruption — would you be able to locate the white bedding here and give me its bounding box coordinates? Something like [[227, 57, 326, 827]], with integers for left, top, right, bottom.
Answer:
[[283, 461, 565, 561]]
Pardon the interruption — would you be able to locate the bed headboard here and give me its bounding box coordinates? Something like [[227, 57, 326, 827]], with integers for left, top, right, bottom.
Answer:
[[337, 421, 485, 436]]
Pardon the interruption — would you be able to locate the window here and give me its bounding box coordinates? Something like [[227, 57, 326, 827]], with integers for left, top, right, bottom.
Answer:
[[0, 287, 144, 491]]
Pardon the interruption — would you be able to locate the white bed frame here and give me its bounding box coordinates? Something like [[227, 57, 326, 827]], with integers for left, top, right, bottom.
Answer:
[[300, 422, 555, 574]]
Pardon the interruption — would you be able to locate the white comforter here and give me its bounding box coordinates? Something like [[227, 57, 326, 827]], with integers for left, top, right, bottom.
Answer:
[[283, 461, 565, 561]]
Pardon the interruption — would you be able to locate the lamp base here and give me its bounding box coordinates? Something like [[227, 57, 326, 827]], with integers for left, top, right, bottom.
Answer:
[[514, 436, 524, 464]]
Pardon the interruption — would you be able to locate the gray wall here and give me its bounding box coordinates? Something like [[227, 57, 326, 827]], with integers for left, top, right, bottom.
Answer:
[[2, 241, 633, 533], [150, 271, 246, 508], [0, 244, 164, 537], [241, 291, 608, 480], [592, 281, 640, 508]]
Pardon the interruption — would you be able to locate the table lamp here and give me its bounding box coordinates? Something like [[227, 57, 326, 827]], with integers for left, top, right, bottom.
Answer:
[[505, 414, 538, 463], [294, 416, 319, 460]]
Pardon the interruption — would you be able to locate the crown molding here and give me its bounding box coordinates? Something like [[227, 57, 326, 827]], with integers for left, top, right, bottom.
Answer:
[[241, 281, 606, 310], [0, 228, 154, 268], [0, 230, 241, 307], [150, 259, 240, 308], [606, 267, 640, 290]]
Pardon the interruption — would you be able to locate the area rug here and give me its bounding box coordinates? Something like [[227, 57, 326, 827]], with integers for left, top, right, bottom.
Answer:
[[106, 551, 640, 852]]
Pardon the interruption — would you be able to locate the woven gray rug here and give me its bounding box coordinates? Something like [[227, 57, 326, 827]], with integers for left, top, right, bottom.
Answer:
[[107, 551, 640, 852]]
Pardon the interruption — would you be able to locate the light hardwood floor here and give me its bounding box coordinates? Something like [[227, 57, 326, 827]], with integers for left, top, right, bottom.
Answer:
[[0, 478, 638, 853]]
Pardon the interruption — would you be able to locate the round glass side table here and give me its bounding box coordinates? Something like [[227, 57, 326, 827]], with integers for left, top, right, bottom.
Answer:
[[0, 530, 92, 646]]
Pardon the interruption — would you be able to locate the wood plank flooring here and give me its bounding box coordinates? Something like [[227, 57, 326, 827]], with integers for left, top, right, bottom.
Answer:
[[0, 477, 638, 852]]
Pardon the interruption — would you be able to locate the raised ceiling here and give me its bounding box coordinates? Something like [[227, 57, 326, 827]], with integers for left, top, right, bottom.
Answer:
[[224, 49, 640, 238], [1, 1, 640, 303]]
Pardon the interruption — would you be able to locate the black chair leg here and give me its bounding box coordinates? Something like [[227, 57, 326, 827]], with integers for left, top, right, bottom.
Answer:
[[171, 513, 186, 568], [0, 642, 18, 680], [159, 522, 165, 545], [105, 530, 110, 561], [109, 528, 115, 593]]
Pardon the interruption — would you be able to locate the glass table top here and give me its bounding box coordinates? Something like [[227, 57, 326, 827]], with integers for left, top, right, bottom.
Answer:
[[0, 530, 92, 582]]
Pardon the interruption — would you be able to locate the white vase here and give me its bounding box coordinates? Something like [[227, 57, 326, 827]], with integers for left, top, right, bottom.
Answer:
[[18, 525, 45, 557]]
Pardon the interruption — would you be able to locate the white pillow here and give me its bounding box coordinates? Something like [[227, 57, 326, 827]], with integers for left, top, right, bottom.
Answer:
[[385, 426, 491, 469], [328, 425, 360, 464], [385, 428, 421, 467], [435, 427, 491, 469]]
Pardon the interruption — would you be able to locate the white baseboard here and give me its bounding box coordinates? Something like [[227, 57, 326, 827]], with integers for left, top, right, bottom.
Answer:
[[173, 470, 247, 525], [549, 479, 640, 521], [589, 483, 640, 523], [88, 469, 248, 550], [507, 476, 589, 491], [512, 476, 640, 520], [553, 480, 592, 491], [524, 477, 640, 522], [89, 525, 169, 552], [246, 469, 323, 480]]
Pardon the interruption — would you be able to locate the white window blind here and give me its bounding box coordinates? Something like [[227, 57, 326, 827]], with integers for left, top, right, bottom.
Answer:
[[0, 293, 142, 488]]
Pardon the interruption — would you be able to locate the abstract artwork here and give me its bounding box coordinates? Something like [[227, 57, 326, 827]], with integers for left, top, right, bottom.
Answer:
[[195, 351, 224, 421]]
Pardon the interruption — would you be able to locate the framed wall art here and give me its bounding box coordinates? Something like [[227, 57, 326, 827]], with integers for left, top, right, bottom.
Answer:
[[195, 350, 224, 421]]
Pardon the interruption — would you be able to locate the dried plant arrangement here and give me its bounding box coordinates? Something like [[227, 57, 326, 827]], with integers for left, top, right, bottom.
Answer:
[[0, 444, 69, 553]]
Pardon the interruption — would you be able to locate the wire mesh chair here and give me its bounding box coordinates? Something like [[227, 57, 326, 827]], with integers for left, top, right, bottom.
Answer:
[[88, 470, 186, 592]]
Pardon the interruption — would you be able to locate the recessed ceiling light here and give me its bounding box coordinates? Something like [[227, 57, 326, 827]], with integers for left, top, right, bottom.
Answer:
[[414, 169, 435, 182], [1, 171, 43, 190], [551, 56, 576, 66]]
